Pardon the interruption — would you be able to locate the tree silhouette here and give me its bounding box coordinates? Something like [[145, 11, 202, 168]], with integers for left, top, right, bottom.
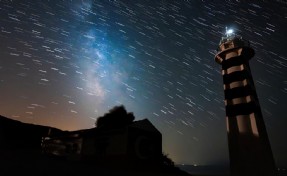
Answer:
[[161, 153, 175, 167], [96, 105, 135, 129]]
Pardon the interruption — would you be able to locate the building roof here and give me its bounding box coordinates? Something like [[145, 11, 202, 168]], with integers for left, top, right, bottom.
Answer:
[[44, 119, 160, 139], [129, 119, 160, 133]]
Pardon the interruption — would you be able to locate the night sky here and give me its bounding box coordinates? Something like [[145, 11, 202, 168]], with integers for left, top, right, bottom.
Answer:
[[1, 0, 287, 168]]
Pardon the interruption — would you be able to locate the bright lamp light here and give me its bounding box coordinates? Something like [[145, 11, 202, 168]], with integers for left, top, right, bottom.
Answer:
[[226, 29, 234, 34]]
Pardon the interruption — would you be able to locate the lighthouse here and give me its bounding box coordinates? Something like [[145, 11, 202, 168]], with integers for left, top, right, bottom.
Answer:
[[214, 28, 277, 176]]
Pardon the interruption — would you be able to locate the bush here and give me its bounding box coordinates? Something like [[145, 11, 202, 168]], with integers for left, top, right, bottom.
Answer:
[[96, 105, 135, 129], [161, 153, 175, 167]]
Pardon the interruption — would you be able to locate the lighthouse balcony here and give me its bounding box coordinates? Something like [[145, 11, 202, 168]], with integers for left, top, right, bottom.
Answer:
[[218, 36, 251, 52]]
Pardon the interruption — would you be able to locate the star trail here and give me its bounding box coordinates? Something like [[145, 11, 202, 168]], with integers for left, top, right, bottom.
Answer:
[[0, 0, 287, 167]]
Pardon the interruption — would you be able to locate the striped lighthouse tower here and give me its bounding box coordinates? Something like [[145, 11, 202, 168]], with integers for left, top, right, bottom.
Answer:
[[215, 28, 277, 176]]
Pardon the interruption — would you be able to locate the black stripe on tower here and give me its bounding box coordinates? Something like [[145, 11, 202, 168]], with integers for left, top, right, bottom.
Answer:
[[223, 71, 248, 85], [226, 101, 257, 117], [224, 86, 254, 100], [222, 55, 248, 70], [228, 116, 239, 134]]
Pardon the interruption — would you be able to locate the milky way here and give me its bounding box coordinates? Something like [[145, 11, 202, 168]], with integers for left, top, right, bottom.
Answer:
[[0, 0, 287, 166]]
